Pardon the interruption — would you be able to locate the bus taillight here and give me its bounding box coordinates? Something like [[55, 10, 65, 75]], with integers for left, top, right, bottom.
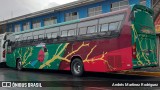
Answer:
[[132, 44, 136, 59], [3, 50, 5, 58]]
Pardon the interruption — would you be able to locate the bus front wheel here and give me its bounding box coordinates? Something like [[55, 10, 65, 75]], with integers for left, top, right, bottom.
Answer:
[[71, 58, 84, 77], [17, 59, 23, 71]]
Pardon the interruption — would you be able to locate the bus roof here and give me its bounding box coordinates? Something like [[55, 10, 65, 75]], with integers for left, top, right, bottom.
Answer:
[[132, 5, 154, 16]]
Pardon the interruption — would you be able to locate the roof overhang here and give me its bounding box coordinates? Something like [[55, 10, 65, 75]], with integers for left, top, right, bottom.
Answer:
[[0, 0, 104, 25]]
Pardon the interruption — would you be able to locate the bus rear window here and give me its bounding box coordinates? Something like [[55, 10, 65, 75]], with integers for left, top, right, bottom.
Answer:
[[134, 11, 154, 29]]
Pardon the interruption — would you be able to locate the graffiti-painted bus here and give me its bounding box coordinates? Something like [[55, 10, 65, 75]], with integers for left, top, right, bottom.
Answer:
[[6, 5, 157, 76]]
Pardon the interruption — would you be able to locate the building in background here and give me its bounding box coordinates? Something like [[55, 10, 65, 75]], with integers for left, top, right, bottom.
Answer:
[[0, 0, 152, 34]]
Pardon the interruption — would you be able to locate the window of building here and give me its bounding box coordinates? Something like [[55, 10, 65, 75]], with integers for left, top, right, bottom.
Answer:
[[88, 6, 102, 17], [32, 20, 41, 29], [44, 17, 57, 26], [65, 12, 78, 21], [0, 26, 2, 34], [140, 0, 146, 6], [14, 24, 21, 32], [23, 22, 30, 31], [111, 0, 129, 11], [8, 25, 12, 32]]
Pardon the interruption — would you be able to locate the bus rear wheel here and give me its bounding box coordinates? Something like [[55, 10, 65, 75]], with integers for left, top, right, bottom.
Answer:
[[71, 58, 84, 77], [17, 59, 23, 71]]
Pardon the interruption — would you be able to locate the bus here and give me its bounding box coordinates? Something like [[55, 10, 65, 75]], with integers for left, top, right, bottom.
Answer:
[[6, 5, 157, 76]]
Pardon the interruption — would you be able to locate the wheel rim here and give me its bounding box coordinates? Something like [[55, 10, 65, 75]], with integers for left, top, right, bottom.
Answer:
[[73, 62, 81, 74]]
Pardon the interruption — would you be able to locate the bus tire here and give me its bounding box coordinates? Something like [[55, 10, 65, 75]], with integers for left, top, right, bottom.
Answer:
[[71, 58, 84, 77], [17, 59, 23, 71]]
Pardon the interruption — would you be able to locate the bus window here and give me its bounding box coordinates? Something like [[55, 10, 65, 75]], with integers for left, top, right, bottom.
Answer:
[[87, 26, 96, 34], [79, 27, 87, 35], [34, 35, 38, 40], [61, 30, 68, 37], [38, 34, 44, 39], [68, 29, 75, 36], [46, 33, 52, 39], [23, 37, 28, 41], [51, 32, 58, 38], [28, 36, 33, 40], [109, 22, 119, 31], [101, 24, 109, 32]]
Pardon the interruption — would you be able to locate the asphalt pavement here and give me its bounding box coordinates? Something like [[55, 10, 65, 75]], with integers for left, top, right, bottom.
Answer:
[[0, 68, 159, 90]]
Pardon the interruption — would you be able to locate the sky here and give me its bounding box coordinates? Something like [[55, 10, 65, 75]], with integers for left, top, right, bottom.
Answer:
[[0, 0, 77, 21]]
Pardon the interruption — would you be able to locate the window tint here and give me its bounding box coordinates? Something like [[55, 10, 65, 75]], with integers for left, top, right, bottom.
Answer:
[[61, 30, 68, 37], [101, 24, 109, 32], [87, 26, 96, 34], [109, 22, 119, 31], [68, 29, 75, 36], [23, 37, 27, 41], [28, 36, 33, 40], [34, 35, 38, 40], [46, 33, 52, 39], [52, 33, 58, 38], [79, 27, 87, 35], [39, 34, 44, 39]]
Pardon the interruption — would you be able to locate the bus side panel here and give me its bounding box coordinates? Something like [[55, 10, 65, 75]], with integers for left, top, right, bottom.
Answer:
[[7, 43, 68, 69], [59, 24, 133, 72], [6, 48, 19, 68]]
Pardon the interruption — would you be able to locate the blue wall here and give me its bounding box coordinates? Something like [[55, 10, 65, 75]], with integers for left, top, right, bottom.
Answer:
[[6, 0, 152, 32]]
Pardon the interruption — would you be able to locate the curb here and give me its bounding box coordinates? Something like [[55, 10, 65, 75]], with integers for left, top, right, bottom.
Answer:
[[119, 70, 160, 77]]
